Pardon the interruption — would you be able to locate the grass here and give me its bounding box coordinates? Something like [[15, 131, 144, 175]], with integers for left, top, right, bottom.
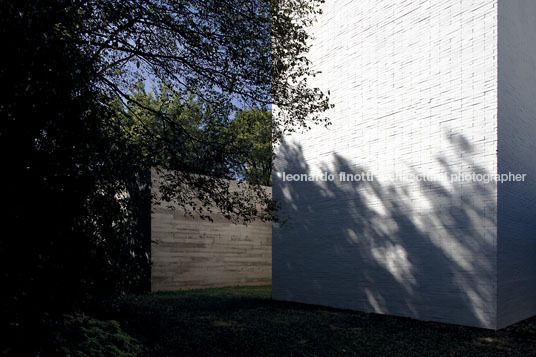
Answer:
[[109, 285, 536, 356]]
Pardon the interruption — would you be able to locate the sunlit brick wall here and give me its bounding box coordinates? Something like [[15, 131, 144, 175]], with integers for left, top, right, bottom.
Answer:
[[273, 0, 501, 328]]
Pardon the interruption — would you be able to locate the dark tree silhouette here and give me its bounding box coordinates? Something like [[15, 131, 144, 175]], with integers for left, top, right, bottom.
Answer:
[[0, 0, 331, 353]]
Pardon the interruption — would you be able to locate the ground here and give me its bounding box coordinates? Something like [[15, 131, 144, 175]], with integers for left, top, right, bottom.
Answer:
[[109, 285, 536, 356]]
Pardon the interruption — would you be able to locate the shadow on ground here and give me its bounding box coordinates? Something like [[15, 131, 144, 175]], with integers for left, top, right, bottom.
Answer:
[[109, 286, 536, 357]]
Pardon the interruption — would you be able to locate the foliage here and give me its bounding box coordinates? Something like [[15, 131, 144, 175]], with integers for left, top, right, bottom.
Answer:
[[0, 0, 148, 352], [111, 82, 234, 178], [41, 313, 142, 356], [111, 86, 273, 221], [70, 0, 331, 143], [75, 0, 331, 219], [228, 109, 272, 186], [113, 85, 272, 186], [0, 0, 329, 351], [271, 0, 333, 140]]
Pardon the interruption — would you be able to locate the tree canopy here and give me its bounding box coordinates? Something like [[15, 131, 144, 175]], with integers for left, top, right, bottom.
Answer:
[[74, 0, 331, 219], [0, 0, 331, 353], [228, 109, 272, 186], [76, 0, 331, 140], [113, 84, 272, 185]]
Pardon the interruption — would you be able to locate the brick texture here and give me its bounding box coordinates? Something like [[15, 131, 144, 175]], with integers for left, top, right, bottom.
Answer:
[[273, 0, 502, 329]]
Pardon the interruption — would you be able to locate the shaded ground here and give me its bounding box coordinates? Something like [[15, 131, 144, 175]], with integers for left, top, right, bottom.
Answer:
[[109, 285, 536, 356]]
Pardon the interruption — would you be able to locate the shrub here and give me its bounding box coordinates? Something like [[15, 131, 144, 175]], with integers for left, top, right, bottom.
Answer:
[[44, 313, 142, 356]]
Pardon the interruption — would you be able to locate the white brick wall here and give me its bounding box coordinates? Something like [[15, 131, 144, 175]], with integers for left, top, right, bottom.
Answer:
[[273, 0, 501, 329]]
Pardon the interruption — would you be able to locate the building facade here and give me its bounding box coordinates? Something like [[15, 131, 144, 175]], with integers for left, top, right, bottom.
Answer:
[[273, 0, 536, 329]]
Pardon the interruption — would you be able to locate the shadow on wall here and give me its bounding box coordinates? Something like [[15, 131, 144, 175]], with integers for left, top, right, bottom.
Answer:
[[272, 132, 498, 329]]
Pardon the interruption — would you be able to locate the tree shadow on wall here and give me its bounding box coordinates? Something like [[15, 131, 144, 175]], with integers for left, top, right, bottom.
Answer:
[[272, 133, 497, 328]]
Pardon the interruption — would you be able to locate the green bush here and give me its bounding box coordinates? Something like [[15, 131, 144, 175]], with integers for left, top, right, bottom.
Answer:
[[44, 313, 142, 356]]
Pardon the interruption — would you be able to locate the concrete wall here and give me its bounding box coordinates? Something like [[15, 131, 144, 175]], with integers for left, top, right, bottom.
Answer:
[[273, 0, 500, 329], [497, 0, 536, 329], [151, 169, 272, 291]]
